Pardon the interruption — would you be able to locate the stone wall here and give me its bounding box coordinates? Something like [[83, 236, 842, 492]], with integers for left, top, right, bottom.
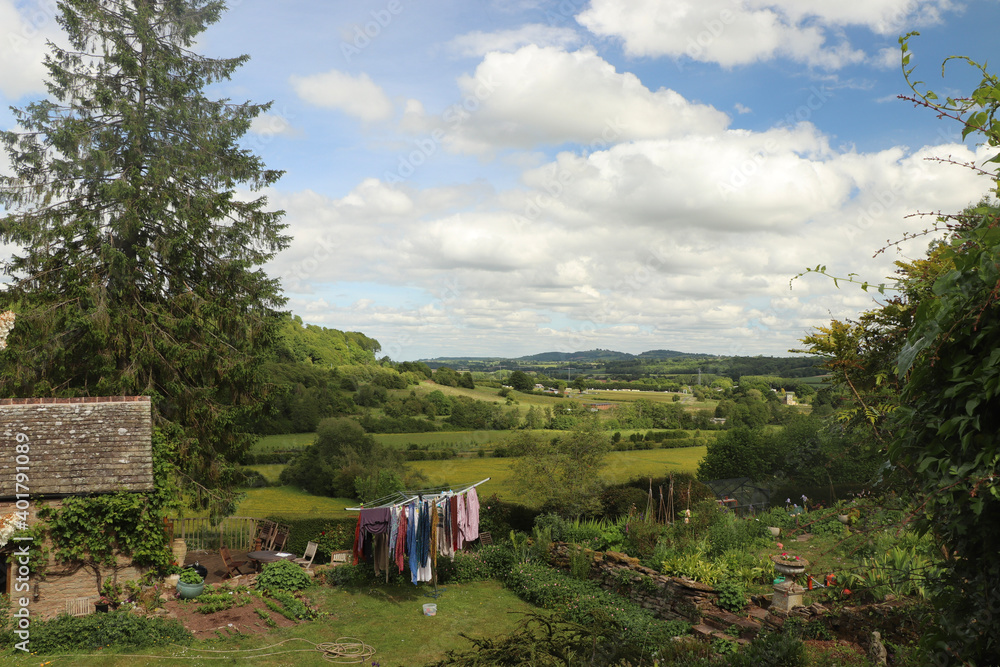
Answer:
[[550, 543, 833, 643], [1, 498, 149, 619]]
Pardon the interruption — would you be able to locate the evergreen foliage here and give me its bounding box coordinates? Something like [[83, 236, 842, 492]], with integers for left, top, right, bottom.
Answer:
[[0, 0, 287, 484]]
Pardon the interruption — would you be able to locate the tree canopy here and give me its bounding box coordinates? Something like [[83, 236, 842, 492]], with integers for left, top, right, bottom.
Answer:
[[798, 34, 1000, 663], [0, 0, 287, 484]]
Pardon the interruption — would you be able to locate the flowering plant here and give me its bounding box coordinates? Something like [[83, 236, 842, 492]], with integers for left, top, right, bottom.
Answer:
[[774, 552, 805, 563], [0, 512, 21, 549]]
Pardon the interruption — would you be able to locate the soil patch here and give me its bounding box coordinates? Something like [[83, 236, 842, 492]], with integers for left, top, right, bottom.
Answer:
[[163, 592, 298, 639]]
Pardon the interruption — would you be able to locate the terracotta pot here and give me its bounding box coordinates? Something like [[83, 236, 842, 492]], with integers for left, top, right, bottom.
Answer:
[[171, 538, 187, 567]]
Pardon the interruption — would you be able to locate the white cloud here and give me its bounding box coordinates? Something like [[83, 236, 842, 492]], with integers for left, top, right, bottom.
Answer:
[[0, 1, 62, 99], [290, 69, 394, 122], [576, 0, 954, 68], [448, 24, 581, 56], [872, 46, 904, 70], [249, 113, 302, 138], [272, 119, 991, 358], [411, 46, 730, 154]]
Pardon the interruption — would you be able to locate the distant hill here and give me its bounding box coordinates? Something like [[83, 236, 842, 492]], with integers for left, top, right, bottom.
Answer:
[[276, 315, 382, 367], [516, 349, 636, 362], [636, 349, 714, 360]]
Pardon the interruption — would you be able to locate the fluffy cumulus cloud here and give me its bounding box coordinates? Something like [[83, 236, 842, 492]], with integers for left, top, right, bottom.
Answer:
[[405, 46, 730, 154], [271, 119, 991, 358], [290, 69, 394, 122], [577, 0, 955, 68], [249, 113, 302, 138], [0, 0, 61, 99]]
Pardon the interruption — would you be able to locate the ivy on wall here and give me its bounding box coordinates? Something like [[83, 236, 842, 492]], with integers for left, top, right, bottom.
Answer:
[[37, 428, 181, 578]]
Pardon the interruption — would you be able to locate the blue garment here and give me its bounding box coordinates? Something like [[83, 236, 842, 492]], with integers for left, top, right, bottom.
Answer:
[[388, 507, 399, 557], [407, 503, 419, 584]]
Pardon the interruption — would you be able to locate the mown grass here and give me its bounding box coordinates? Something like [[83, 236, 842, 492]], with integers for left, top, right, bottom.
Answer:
[[241, 445, 707, 516], [236, 486, 356, 520], [3, 581, 533, 667], [254, 431, 316, 454], [407, 446, 706, 501]]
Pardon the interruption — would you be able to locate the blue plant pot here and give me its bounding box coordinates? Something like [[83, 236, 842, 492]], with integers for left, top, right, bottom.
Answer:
[[176, 580, 205, 599]]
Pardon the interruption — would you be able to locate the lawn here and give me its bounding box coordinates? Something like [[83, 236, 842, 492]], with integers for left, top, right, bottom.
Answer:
[[408, 446, 706, 501], [254, 431, 316, 454], [4, 581, 534, 667], [236, 486, 356, 520]]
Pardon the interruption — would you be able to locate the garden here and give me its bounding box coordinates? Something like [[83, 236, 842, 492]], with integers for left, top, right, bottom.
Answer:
[[1, 487, 937, 666]]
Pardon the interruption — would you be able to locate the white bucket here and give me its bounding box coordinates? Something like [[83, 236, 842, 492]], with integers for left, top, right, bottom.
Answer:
[[423, 603, 437, 616]]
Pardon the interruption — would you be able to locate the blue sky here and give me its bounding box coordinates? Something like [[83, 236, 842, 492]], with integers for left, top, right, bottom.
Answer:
[[2, 0, 999, 360]]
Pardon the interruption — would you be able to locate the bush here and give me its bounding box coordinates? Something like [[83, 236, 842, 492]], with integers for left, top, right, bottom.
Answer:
[[436, 551, 495, 584], [267, 516, 357, 562], [474, 544, 516, 581], [479, 494, 539, 536], [256, 559, 312, 592], [505, 563, 689, 657], [715, 578, 748, 612], [22, 610, 192, 653], [707, 513, 768, 557]]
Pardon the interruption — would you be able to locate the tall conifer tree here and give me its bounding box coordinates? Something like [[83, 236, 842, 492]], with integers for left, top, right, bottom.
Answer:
[[0, 0, 288, 484]]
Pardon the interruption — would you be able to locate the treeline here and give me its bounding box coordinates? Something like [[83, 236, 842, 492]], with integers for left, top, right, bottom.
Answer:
[[256, 316, 427, 434]]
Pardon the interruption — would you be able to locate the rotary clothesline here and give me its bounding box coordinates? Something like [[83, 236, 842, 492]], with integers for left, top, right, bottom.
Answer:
[[344, 478, 491, 511], [346, 478, 489, 596]]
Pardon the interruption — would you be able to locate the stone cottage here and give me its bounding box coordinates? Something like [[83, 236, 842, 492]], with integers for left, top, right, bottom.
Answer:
[[0, 396, 154, 618]]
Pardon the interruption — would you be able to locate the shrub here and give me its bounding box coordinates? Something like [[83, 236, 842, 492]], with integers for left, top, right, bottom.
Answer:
[[707, 512, 767, 557], [437, 551, 495, 584], [715, 578, 748, 612], [22, 610, 192, 653], [505, 563, 689, 659], [475, 543, 516, 581], [255, 559, 312, 592]]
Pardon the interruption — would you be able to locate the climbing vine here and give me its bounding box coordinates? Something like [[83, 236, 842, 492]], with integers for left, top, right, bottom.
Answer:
[[37, 428, 181, 577]]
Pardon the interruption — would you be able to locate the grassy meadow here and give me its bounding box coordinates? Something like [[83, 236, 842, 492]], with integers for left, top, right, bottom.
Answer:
[[4, 581, 534, 667], [237, 444, 707, 519]]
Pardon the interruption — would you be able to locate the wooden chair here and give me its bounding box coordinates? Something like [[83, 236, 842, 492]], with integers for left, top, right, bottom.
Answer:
[[220, 545, 249, 579], [253, 520, 277, 551], [271, 528, 289, 552], [479, 532, 493, 546], [329, 550, 351, 566], [293, 541, 318, 569]]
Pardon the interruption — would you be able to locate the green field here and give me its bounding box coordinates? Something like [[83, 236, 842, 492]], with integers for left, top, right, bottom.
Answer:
[[238, 444, 706, 518], [407, 446, 706, 502], [236, 486, 356, 519], [255, 431, 316, 454]]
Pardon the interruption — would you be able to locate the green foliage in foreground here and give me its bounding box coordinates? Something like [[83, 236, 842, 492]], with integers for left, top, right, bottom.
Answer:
[[505, 562, 689, 655], [255, 560, 312, 592], [8, 610, 191, 654]]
